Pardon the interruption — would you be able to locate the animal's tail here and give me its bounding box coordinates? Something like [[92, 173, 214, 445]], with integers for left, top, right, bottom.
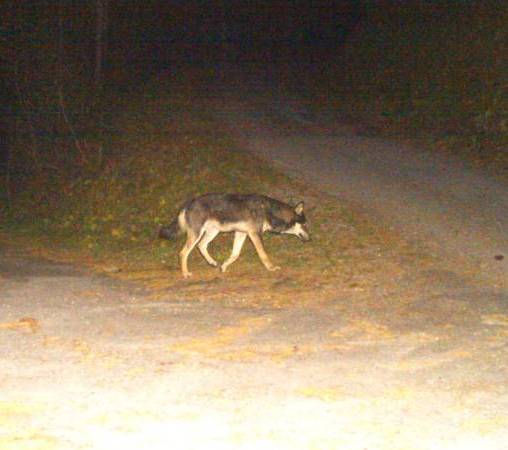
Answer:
[[159, 211, 184, 240]]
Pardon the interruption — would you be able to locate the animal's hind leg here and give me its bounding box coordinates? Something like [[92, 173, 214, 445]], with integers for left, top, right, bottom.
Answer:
[[220, 232, 247, 272], [179, 230, 202, 278], [198, 228, 220, 267]]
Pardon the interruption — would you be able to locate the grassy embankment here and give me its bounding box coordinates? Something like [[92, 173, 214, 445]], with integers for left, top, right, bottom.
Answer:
[[318, 3, 507, 172], [1, 77, 407, 304]]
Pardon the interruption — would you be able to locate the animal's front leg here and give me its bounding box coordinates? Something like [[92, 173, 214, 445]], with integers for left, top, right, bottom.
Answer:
[[247, 232, 281, 272]]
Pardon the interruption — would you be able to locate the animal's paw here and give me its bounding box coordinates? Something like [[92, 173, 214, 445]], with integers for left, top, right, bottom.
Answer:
[[220, 264, 229, 273], [267, 265, 281, 272], [182, 271, 193, 279]]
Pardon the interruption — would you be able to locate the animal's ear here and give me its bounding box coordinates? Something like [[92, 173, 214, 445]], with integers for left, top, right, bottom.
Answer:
[[294, 202, 304, 215]]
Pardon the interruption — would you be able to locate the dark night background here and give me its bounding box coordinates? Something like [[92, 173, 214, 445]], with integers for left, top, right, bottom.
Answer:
[[1, 1, 363, 164], [1, 1, 506, 187], [97, 1, 360, 84]]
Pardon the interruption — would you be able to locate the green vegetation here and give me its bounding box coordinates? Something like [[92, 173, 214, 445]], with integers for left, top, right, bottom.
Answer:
[[1, 79, 390, 287], [0, 84, 266, 262], [320, 3, 507, 169]]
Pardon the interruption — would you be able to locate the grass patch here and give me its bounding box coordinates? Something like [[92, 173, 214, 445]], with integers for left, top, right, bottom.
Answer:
[[1, 81, 414, 306]]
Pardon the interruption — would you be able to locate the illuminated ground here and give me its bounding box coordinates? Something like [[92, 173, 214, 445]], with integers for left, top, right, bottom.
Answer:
[[1, 241, 507, 450]]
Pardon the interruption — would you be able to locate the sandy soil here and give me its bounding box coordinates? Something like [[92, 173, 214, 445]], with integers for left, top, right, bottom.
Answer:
[[1, 239, 508, 450], [1, 91, 508, 449]]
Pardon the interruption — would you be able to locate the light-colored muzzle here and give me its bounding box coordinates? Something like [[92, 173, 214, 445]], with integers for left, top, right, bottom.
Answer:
[[285, 222, 310, 242]]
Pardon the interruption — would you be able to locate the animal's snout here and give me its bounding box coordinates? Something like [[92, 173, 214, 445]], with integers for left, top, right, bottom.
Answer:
[[284, 222, 310, 241], [298, 226, 311, 242]]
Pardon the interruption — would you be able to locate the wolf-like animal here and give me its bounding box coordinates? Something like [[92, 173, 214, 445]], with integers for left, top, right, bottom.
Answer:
[[159, 193, 310, 278]]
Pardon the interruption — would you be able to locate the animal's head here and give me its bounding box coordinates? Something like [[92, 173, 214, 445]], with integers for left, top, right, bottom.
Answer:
[[283, 201, 310, 242]]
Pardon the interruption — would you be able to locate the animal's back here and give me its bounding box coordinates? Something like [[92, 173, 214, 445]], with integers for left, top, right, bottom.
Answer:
[[185, 193, 275, 226]]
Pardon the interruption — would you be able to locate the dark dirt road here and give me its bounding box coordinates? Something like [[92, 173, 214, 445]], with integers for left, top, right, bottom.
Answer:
[[217, 91, 508, 289]]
